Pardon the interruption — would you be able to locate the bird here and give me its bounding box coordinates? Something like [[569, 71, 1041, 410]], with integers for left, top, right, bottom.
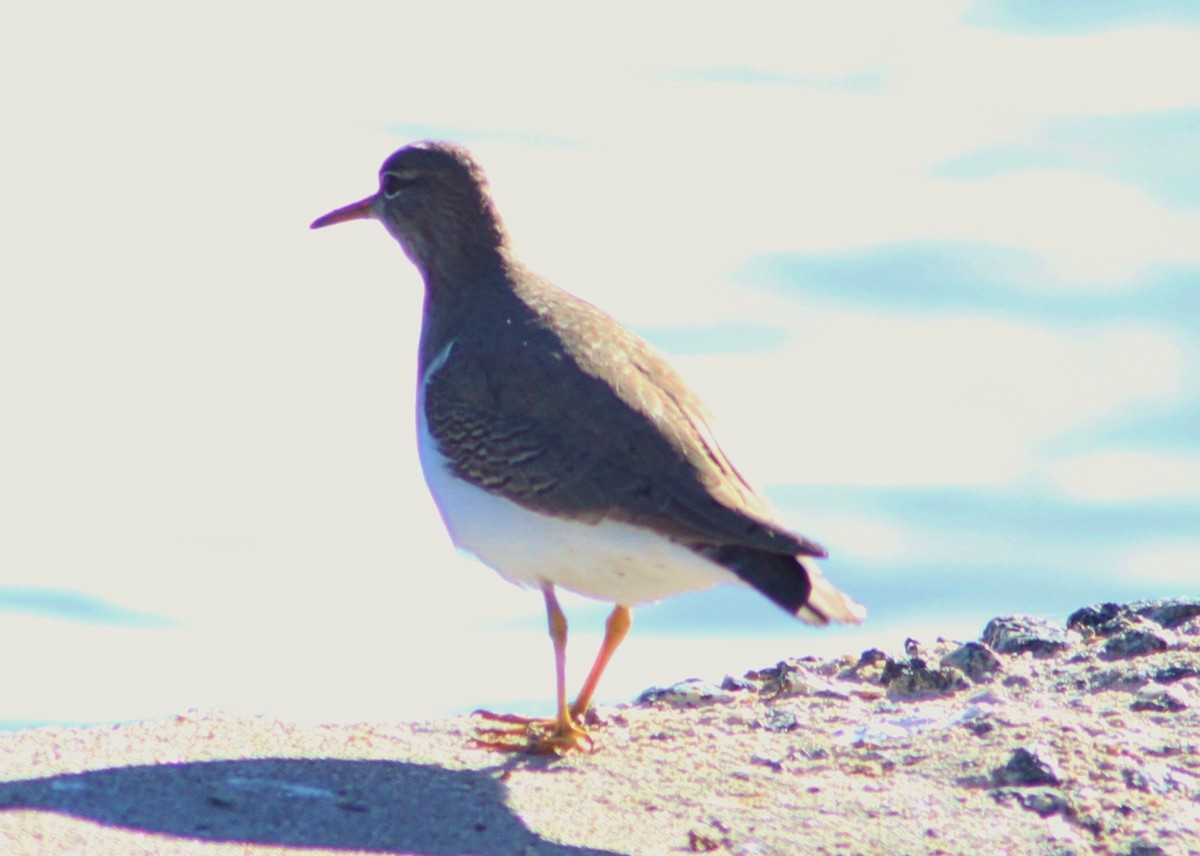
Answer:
[[311, 141, 864, 753]]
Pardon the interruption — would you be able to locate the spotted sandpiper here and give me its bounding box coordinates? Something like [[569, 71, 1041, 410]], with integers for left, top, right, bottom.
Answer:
[[312, 141, 864, 753]]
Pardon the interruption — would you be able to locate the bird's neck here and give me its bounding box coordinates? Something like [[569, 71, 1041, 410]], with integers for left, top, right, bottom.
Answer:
[[416, 251, 528, 376], [393, 187, 513, 288]]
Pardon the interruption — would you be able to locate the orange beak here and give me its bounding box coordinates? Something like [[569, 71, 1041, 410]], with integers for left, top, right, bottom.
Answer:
[[310, 195, 377, 229]]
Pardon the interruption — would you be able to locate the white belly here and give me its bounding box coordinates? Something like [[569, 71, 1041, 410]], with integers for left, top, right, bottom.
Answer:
[[415, 344, 736, 605]]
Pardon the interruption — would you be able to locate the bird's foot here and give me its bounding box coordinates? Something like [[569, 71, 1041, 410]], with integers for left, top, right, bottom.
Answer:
[[471, 709, 595, 755]]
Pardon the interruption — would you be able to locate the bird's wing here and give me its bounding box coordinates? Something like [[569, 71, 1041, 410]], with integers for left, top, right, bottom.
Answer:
[[422, 289, 826, 559]]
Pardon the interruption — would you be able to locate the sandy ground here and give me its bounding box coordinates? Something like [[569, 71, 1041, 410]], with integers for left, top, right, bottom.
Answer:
[[1, 600, 1197, 856]]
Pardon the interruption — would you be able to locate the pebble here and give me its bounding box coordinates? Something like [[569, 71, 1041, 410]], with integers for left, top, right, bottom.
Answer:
[[636, 680, 734, 708], [1121, 761, 1181, 795], [992, 744, 1062, 786], [757, 709, 799, 734], [991, 787, 1073, 819]]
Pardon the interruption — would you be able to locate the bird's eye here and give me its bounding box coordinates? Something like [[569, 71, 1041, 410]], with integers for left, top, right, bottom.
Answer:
[[382, 172, 418, 198]]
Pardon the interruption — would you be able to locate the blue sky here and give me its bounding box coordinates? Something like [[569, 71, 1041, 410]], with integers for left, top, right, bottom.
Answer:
[[966, 1, 1200, 33], [2, 1, 1197, 727]]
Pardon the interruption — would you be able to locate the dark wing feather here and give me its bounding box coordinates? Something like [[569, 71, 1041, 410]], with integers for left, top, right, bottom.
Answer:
[[422, 274, 826, 559]]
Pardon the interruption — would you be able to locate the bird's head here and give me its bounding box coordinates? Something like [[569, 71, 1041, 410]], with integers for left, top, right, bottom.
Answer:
[[311, 141, 510, 282]]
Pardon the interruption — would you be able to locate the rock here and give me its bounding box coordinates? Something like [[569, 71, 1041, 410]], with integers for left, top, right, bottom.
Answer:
[[855, 648, 890, 668], [1122, 761, 1181, 795], [1067, 598, 1200, 637], [1067, 602, 1126, 637], [848, 648, 890, 684], [1100, 626, 1171, 661], [1087, 668, 1151, 692], [744, 661, 798, 695], [940, 642, 1002, 683], [742, 660, 851, 699], [990, 787, 1074, 819], [748, 752, 786, 772], [719, 675, 755, 693], [1129, 596, 1200, 629], [881, 658, 969, 699], [778, 671, 851, 700], [962, 716, 995, 737], [756, 709, 799, 734], [981, 616, 1071, 657], [992, 744, 1062, 786], [637, 679, 734, 708], [1153, 664, 1200, 684], [1130, 686, 1188, 713], [686, 828, 722, 852]]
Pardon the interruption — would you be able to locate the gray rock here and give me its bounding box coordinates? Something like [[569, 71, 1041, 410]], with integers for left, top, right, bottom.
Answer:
[[1130, 686, 1188, 713], [961, 716, 995, 737], [981, 616, 1071, 657], [1153, 664, 1200, 684], [1129, 596, 1200, 629], [744, 661, 798, 695], [719, 675, 756, 693], [940, 642, 1002, 683], [855, 648, 889, 669], [756, 709, 799, 734], [881, 658, 969, 699], [1067, 602, 1126, 637], [992, 744, 1062, 786], [1087, 667, 1151, 693], [990, 787, 1073, 819], [1100, 626, 1171, 660], [776, 670, 850, 700], [636, 679, 734, 708], [1122, 761, 1182, 795]]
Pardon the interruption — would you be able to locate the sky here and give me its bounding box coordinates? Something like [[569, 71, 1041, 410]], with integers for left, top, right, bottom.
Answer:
[[1, 1, 1197, 728]]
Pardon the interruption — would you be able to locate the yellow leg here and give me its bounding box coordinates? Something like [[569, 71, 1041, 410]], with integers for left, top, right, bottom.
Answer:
[[571, 604, 632, 719], [543, 584, 578, 738], [473, 584, 593, 754]]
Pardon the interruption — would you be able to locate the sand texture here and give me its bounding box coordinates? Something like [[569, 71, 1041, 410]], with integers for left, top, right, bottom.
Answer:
[[1, 599, 1197, 855]]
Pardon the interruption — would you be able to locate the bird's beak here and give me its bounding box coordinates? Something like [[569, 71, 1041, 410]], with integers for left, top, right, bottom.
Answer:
[[310, 195, 377, 229]]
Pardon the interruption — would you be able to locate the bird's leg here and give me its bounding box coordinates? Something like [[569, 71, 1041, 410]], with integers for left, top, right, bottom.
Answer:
[[570, 604, 632, 720], [473, 584, 593, 754], [543, 585, 590, 745]]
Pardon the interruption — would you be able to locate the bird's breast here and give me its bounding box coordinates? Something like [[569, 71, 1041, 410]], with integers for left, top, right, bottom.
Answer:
[[414, 341, 736, 605]]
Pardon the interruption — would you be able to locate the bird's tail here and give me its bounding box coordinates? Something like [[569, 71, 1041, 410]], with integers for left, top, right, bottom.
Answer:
[[794, 556, 866, 626], [695, 545, 865, 626]]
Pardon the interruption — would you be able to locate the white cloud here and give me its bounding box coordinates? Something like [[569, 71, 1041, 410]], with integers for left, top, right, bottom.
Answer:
[[928, 171, 1200, 285], [794, 514, 916, 562], [1117, 543, 1200, 585], [675, 312, 1185, 489], [7, 5, 1199, 314], [1047, 451, 1200, 502], [880, 26, 1200, 139]]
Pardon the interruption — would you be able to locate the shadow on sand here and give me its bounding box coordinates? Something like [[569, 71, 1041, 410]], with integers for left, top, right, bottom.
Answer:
[[0, 756, 623, 855]]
